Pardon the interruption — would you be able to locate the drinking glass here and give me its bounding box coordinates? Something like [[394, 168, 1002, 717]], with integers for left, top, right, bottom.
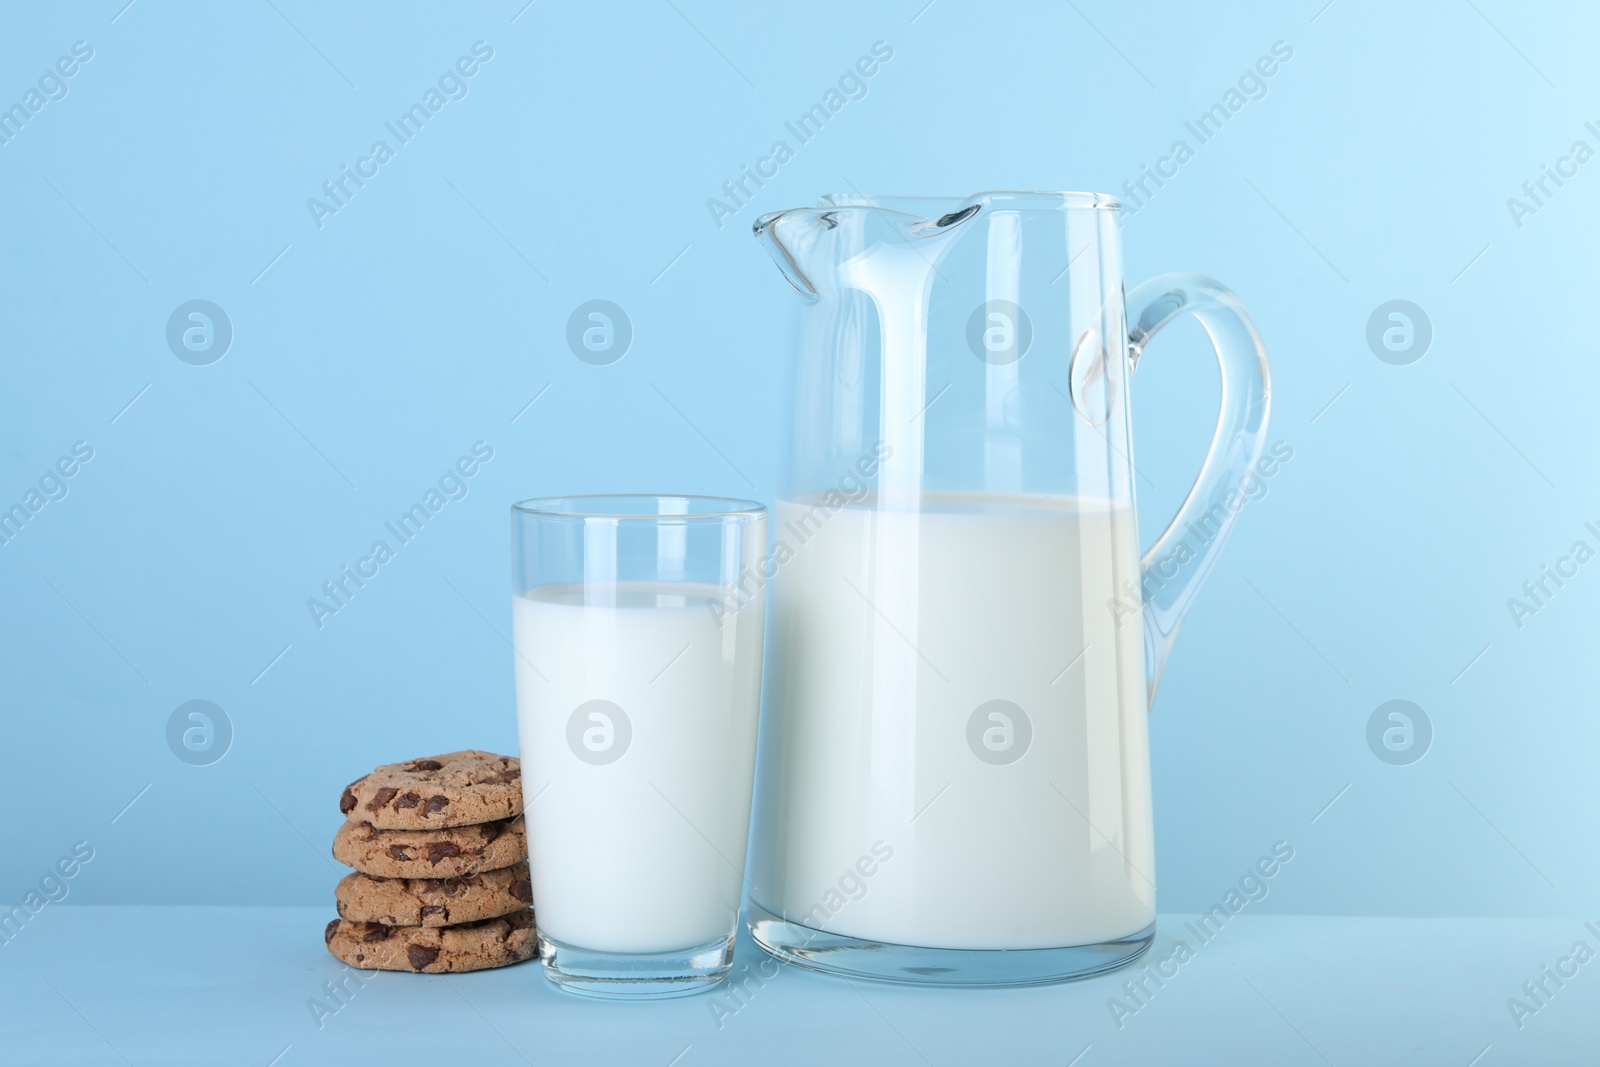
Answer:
[[510, 494, 767, 998]]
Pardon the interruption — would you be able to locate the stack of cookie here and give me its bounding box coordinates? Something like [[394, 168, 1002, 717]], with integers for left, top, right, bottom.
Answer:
[[324, 750, 536, 973]]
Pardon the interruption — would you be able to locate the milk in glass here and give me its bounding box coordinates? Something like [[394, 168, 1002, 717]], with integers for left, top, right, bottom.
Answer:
[[514, 581, 764, 954]]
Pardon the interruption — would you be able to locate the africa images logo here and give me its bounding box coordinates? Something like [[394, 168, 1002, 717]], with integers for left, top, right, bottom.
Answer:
[[566, 700, 632, 766], [966, 700, 1032, 766], [305, 42, 494, 229]]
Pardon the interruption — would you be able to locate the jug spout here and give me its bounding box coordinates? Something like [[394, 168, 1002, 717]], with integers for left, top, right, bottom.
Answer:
[[754, 194, 993, 301], [752, 208, 830, 300]]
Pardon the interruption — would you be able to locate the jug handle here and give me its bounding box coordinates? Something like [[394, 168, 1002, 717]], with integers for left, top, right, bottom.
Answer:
[[1122, 273, 1270, 702]]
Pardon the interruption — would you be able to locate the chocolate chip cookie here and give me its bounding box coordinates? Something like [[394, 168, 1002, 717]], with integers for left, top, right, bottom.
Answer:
[[324, 911, 536, 973], [339, 751, 522, 830], [335, 862, 533, 927], [332, 815, 526, 879]]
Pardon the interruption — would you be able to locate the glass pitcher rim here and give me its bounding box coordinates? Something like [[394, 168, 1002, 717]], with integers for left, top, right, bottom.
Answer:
[[761, 190, 1122, 221]]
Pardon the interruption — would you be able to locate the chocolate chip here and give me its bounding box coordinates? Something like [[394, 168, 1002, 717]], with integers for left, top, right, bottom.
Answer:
[[362, 923, 393, 942], [427, 842, 461, 865], [441, 878, 464, 897], [423, 795, 450, 816], [324, 919, 340, 944], [509, 879, 532, 903], [497, 768, 522, 783], [413, 759, 443, 771], [395, 791, 421, 810], [366, 786, 398, 812], [479, 821, 505, 843], [420, 905, 446, 920], [387, 845, 412, 861], [339, 788, 357, 814], [407, 944, 440, 970]]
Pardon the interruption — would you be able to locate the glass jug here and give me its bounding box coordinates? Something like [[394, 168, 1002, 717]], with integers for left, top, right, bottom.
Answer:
[[744, 191, 1270, 985]]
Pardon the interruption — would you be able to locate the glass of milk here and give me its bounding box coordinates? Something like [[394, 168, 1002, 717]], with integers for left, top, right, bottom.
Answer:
[[511, 495, 767, 998]]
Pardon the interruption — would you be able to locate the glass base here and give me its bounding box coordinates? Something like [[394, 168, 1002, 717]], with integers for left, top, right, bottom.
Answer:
[[746, 900, 1155, 987], [538, 932, 736, 999]]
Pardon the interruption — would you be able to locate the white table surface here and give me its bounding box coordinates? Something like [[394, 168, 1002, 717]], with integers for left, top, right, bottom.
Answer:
[[1, 908, 1593, 1065]]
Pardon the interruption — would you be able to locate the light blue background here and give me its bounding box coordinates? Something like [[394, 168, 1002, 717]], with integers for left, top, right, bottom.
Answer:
[[2, 0, 1594, 926]]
